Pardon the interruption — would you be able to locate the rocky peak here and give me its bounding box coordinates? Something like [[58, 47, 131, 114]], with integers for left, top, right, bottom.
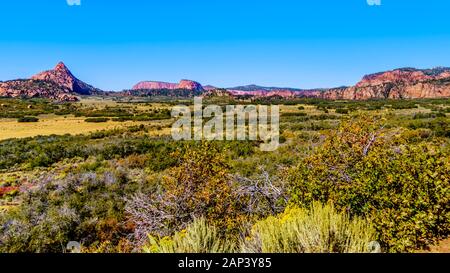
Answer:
[[55, 61, 70, 72], [31, 62, 101, 95]]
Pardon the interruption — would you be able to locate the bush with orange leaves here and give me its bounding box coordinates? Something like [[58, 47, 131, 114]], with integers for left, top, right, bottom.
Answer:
[[126, 142, 249, 245]]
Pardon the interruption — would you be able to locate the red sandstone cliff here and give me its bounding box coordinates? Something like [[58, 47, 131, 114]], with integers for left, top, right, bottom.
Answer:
[[132, 79, 204, 91]]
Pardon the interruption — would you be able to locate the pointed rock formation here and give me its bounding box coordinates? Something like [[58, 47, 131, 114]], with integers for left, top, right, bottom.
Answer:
[[32, 62, 101, 95], [0, 62, 103, 101]]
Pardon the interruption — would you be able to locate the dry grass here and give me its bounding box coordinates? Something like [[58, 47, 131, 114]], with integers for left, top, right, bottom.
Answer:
[[0, 115, 171, 140], [0, 98, 175, 140]]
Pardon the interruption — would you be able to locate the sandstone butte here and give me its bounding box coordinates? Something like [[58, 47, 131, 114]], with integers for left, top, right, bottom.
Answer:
[[133, 79, 204, 91]]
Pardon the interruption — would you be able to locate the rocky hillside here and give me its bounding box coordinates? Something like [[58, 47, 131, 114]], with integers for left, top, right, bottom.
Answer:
[[0, 79, 78, 101], [133, 79, 204, 91], [218, 67, 450, 100], [0, 62, 103, 101], [32, 62, 102, 95], [321, 67, 450, 100]]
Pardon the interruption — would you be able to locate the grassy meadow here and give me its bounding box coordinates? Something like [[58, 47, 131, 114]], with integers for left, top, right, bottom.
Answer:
[[0, 98, 173, 140], [0, 96, 448, 253]]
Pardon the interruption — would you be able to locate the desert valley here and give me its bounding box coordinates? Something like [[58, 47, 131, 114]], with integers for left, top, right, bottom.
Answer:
[[0, 61, 448, 254]]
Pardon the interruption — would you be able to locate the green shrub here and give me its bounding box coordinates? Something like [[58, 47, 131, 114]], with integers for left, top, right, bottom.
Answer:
[[17, 116, 39, 122], [413, 112, 446, 119], [281, 112, 307, 117], [288, 116, 450, 252], [241, 202, 376, 253], [0, 169, 138, 253], [335, 108, 349, 114], [85, 117, 110, 123], [407, 118, 449, 137]]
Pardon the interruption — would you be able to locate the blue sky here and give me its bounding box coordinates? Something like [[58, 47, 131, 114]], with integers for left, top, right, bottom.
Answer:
[[0, 0, 449, 90]]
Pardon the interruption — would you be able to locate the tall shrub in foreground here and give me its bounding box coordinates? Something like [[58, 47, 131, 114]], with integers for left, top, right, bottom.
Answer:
[[288, 115, 450, 252], [126, 142, 247, 245], [142, 218, 235, 253], [242, 202, 375, 253]]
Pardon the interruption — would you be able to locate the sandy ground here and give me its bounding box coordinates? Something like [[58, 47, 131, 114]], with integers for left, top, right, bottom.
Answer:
[[419, 238, 450, 253]]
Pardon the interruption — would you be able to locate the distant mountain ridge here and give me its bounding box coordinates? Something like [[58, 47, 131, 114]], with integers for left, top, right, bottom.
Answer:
[[219, 67, 450, 100], [1, 63, 450, 101], [228, 84, 304, 92]]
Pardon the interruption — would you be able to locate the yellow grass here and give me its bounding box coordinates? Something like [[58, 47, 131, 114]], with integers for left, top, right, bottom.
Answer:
[[1, 100, 434, 141], [0, 115, 172, 141]]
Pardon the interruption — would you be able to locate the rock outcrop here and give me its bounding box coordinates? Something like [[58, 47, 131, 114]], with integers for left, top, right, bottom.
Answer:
[[0, 79, 79, 101], [0, 62, 103, 101], [218, 67, 450, 100], [133, 79, 204, 91], [132, 81, 178, 90], [320, 67, 450, 100], [32, 62, 101, 95]]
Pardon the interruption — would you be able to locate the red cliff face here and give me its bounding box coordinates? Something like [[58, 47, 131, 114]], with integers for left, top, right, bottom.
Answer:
[[132, 81, 178, 90], [132, 79, 204, 91], [356, 69, 433, 87], [178, 79, 203, 91], [321, 67, 450, 100]]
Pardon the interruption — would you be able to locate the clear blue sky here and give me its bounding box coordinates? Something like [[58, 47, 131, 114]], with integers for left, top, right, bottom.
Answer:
[[0, 0, 449, 90]]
